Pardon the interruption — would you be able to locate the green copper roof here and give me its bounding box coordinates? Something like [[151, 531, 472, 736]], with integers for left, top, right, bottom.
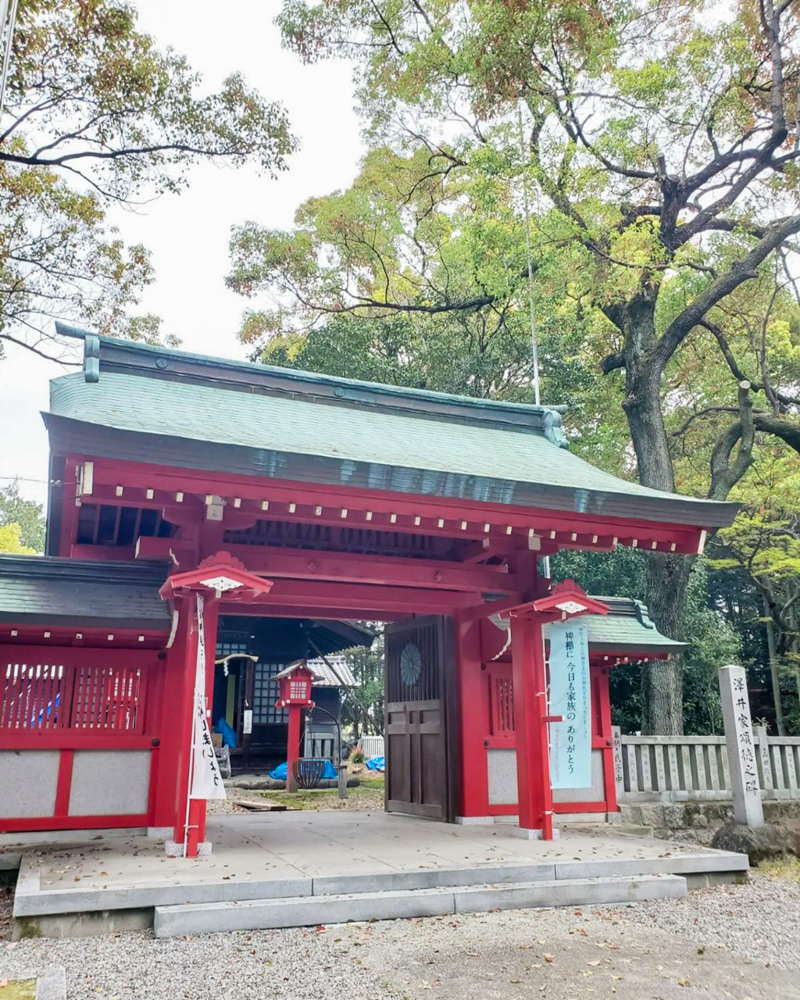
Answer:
[[543, 596, 688, 654], [43, 328, 738, 529]]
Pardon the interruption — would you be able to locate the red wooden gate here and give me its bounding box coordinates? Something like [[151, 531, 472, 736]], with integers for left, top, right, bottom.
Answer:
[[384, 616, 458, 821]]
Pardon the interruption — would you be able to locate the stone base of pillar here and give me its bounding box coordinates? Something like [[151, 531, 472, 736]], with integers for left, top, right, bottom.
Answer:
[[165, 840, 213, 857], [454, 815, 495, 825], [509, 826, 561, 840], [147, 827, 173, 840]]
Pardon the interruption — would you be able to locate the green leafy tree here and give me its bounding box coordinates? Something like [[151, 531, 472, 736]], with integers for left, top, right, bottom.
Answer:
[[339, 629, 385, 740], [709, 445, 800, 733], [229, 0, 800, 732], [0, 479, 45, 551], [0, 0, 295, 358]]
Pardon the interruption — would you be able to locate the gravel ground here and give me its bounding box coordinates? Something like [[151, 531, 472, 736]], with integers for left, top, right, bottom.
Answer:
[[0, 874, 797, 1000], [621, 870, 800, 968]]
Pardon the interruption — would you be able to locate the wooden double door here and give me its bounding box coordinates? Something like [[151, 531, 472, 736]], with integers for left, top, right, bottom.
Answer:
[[384, 616, 458, 821]]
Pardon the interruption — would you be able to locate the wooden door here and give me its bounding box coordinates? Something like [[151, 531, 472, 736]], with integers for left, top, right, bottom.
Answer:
[[384, 615, 458, 821]]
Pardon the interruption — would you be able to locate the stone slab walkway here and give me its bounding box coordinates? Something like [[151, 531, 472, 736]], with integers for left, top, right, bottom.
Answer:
[[16, 812, 744, 895]]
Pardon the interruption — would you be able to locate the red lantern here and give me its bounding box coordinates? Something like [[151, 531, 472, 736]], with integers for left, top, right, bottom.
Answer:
[[274, 661, 317, 709]]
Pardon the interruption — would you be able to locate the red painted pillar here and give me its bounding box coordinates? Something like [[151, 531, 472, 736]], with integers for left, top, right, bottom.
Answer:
[[510, 613, 555, 839], [150, 598, 191, 833], [286, 706, 303, 793], [455, 614, 489, 819], [596, 665, 618, 813], [153, 592, 220, 857], [173, 595, 201, 854]]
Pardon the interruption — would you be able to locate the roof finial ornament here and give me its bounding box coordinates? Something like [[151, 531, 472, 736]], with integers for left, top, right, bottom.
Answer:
[[84, 334, 100, 383]]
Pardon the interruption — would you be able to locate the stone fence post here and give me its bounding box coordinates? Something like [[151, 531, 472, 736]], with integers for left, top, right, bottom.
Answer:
[[718, 664, 764, 827]]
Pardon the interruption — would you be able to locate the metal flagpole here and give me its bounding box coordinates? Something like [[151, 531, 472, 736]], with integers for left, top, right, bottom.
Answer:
[[517, 102, 541, 407], [518, 101, 551, 578], [0, 0, 19, 123]]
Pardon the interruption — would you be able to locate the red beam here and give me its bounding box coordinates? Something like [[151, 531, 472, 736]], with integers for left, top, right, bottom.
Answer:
[[82, 480, 504, 544], [0, 733, 157, 750], [218, 603, 410, 622], [137, 537, 520, 593], [75, 456, 705, 552], [246, 579, 477, 613], [0, 814, 149, 832], [0, 629, 167, 648]]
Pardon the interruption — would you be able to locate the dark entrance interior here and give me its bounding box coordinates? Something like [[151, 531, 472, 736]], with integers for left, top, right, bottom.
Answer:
[[211, 616, 370, 772]]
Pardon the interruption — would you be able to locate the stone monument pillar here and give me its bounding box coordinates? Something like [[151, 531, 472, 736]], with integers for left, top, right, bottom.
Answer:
[[718, 664, 764, 827]]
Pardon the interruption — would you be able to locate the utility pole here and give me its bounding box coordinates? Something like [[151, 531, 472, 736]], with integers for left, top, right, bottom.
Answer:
[[0, 0, 19, 124]]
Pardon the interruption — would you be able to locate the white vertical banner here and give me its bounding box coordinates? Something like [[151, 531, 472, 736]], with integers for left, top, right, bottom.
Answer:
[[548, 621, 591, 789], [189, 592, 226, 801]]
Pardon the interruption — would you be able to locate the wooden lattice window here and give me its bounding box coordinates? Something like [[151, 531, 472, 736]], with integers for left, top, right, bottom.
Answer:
[[1, 662, 66, 731], [489, 674, 515, 735], [70, 665, 145, 732], [1, 658, 147, 734], [253, 662, 287, 725]]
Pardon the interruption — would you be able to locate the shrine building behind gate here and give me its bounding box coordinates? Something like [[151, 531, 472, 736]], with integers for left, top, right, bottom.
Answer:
[[0, 327, 736, 850]]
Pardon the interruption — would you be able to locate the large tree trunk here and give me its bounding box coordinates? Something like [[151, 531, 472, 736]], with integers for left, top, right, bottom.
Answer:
[[641, 554, 692, 734], [618, 286, 691, 734]]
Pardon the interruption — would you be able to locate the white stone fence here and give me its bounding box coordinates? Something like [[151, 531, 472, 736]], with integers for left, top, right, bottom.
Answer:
[[358, 735, 385, 759], [615, 729, 800, 802]]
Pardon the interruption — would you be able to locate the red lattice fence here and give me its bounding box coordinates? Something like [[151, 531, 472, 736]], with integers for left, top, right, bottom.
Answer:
[[1, 656, 148, 735]]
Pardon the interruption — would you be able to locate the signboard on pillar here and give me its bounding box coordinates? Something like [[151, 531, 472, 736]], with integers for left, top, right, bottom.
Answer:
[[548, 621, 591, 789]]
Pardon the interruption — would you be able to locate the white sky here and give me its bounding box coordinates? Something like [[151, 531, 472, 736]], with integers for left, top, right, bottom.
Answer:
[[0, 0, 362, 508]]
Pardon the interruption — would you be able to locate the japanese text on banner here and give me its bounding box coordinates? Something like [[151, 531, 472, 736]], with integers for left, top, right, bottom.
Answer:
[[548, 621, 591, 789], [189, 592, 226, 801]]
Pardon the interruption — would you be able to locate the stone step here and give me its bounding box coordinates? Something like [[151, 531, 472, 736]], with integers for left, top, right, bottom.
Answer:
[[152, 873, 687, 937]]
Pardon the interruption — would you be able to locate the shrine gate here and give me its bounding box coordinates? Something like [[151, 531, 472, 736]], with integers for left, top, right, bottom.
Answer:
[[0, 326, 735, 853]]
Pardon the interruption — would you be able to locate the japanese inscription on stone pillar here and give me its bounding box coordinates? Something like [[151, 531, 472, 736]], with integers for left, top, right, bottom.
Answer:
[[718, 664, 763, 827], [612, 725, 624, 802]]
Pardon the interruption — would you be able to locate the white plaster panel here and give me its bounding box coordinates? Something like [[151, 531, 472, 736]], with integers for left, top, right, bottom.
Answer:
[[487, 748, 519, 805], [69, 750, 151, 817], [552, 750, 605, 803], [0, 750, 59, 817], [487, 748, 605, 807]]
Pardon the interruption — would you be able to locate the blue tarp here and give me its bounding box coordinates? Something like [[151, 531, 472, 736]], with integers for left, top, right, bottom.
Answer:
[[269, 760, 338, 781], [33, 693, 60, 727], [365, 756, 385, 771], [214, 718, 238, 748]]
